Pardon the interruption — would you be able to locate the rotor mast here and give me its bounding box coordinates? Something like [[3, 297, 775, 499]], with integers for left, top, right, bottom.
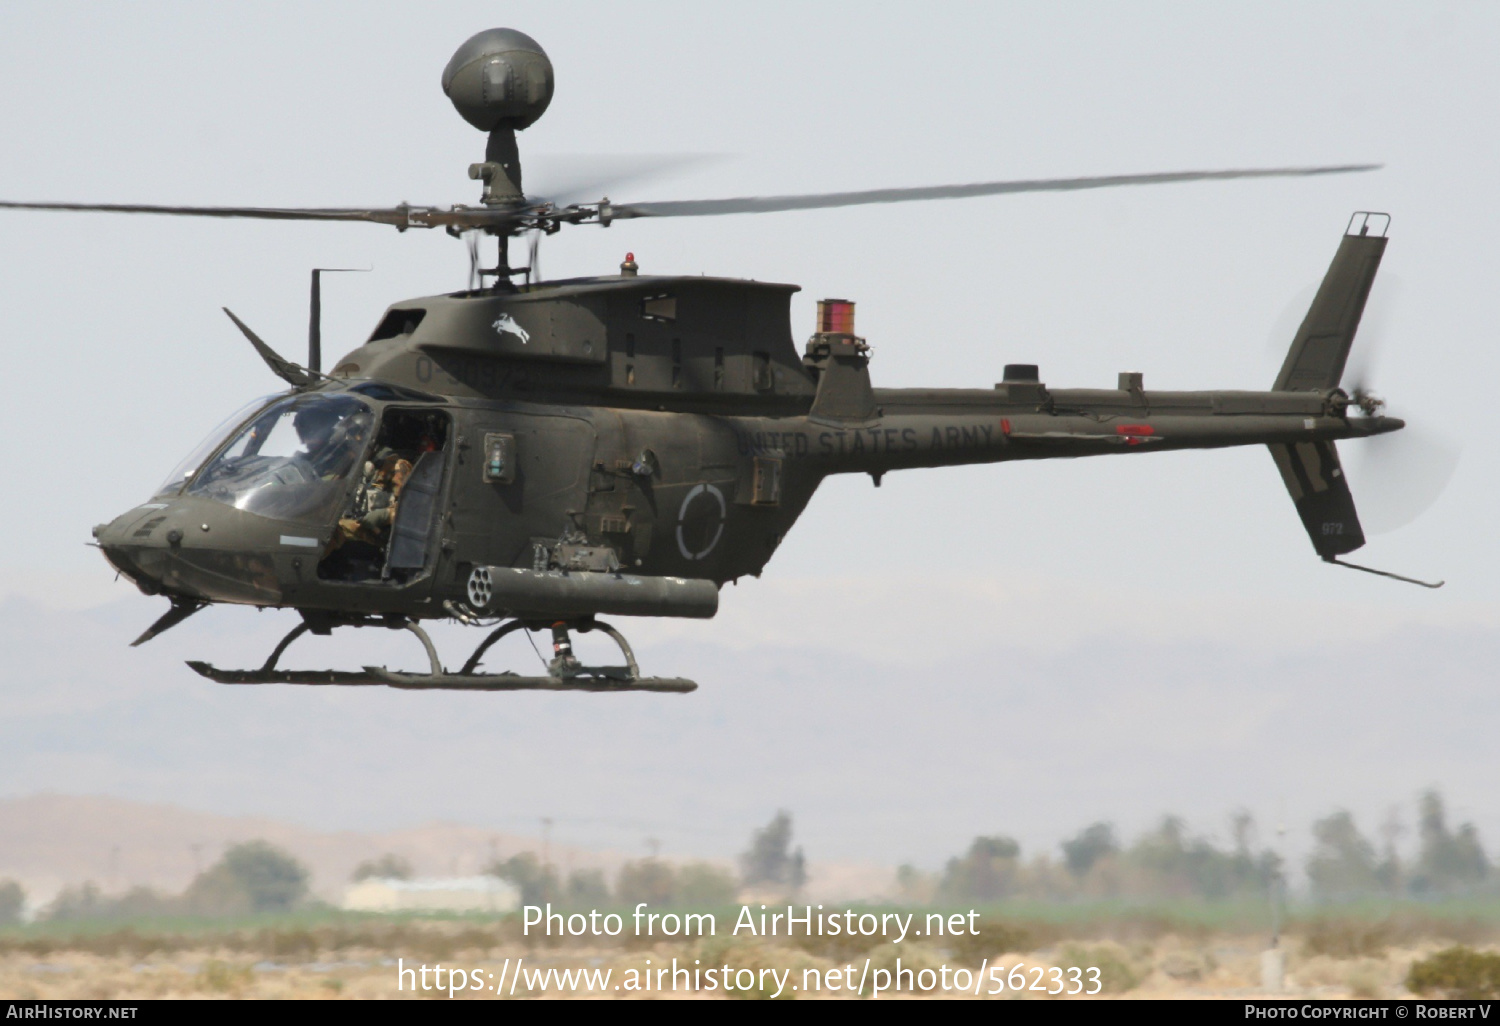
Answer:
[[467, 128, 524, 286]]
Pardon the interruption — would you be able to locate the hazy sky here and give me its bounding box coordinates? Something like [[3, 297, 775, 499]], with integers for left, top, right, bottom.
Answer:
[[0, 3, 1496, 871]]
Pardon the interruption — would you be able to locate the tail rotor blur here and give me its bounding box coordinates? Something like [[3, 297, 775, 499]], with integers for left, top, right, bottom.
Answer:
[[1266, 262, 1459, 539]]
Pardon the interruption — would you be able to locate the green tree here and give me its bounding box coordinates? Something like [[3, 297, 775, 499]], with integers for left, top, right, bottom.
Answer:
[[1375, 810, 1405, 894], [1126, 815, 1274, 899], [1307, 811, 1381, 900], [939, 836, 1021, 902], [44, 883, 107, 921], [741, 810, 806, 891], [1062, 823, 1117, 877], [895, 864, 936, 904], [0, 880, 23, 925], [484, 852, 556, 905], [616, 859, 676, 906], [108, 886, 177, 919], [564, 868, 610, 906], [42, 883, 176, 921], [351, 853, 415, 882], [1412, 791, 1489, 896], [184, 840, 309, 916]]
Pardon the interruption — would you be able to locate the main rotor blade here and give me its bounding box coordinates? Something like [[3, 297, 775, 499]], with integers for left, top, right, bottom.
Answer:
[[525, 152, 725, 208], [0, 200, 525, 231], [612, 164, 1381, 219], [0, 162, 1380, 230], [0, 200, 405, 223]]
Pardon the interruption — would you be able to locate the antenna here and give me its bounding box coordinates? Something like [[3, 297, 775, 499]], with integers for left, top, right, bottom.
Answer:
[[308, 267, 369, 373]]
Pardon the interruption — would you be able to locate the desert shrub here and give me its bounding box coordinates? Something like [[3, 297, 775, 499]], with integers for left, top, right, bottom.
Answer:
[[675, 863, 737, 906], [864, 941, 945, 996], [1301, 918, 1391, 959], [1346, 960, 1385, 999], [946, 918, 1040, 961], [719, 942, 811, 1000], [1060, 942, 1143, 993], [449, 927, 500, 954], [788, 925, 881, 961], [196, 959, 253, 994], [258, 927, 318, 958], [1406, 946, 1500, 999], [617, 859, 676, 907]]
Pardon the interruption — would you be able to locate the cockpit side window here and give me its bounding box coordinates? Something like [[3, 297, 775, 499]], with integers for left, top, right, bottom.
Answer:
[[318, 407, 451, 583]]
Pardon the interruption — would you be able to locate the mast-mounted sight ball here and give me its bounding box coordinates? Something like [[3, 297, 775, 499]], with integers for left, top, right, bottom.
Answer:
[[442, 29, 554, 131]]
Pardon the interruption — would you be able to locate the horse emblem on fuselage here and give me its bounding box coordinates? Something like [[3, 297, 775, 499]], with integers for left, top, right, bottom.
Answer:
[[492, 313, 529, 344]]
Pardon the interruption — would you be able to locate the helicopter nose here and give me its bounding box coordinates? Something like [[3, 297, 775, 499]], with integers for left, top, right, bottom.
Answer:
[[93, 499, 288, 607], [94, 514, 168, 595]]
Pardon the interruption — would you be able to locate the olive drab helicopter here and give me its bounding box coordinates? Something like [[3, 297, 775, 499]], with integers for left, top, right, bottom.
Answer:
[[2, 29, 1439, 695]]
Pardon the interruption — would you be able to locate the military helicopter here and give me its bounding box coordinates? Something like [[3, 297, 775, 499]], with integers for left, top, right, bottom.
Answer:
[[2, 28, 1437, 695]]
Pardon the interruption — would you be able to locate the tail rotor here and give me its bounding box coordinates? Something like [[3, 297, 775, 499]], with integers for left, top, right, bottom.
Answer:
[[1266, 230, 1458, 545], [1266, 213, 1445, 586]]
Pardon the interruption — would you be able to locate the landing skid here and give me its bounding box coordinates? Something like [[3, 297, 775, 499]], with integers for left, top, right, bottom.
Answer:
[[361, 669, 697, 693], [186, 616, 697, 694]]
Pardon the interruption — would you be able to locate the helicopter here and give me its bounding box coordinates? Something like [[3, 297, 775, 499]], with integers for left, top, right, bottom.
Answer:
[[2, 28, 1438, 695]]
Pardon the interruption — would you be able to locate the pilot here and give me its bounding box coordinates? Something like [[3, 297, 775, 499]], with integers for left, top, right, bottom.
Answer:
[[293, 405, 340, 457], [294, 404, 368, 480]]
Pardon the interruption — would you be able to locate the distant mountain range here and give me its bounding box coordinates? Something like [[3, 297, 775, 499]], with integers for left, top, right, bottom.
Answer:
[[0, 792, 606, 905]]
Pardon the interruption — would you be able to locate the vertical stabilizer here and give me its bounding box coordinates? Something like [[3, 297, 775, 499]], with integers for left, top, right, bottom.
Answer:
[[1268, 215, 1386, 563], [1273, 212, 1388, 392], [1269, 440, 1364, 559]]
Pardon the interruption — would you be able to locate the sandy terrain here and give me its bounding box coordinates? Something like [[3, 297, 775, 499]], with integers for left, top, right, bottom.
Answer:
[[0, 931, 1467, 1000]]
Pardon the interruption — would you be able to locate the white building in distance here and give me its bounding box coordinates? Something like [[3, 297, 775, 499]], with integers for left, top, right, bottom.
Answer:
[[342, 876, 521, 915]]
